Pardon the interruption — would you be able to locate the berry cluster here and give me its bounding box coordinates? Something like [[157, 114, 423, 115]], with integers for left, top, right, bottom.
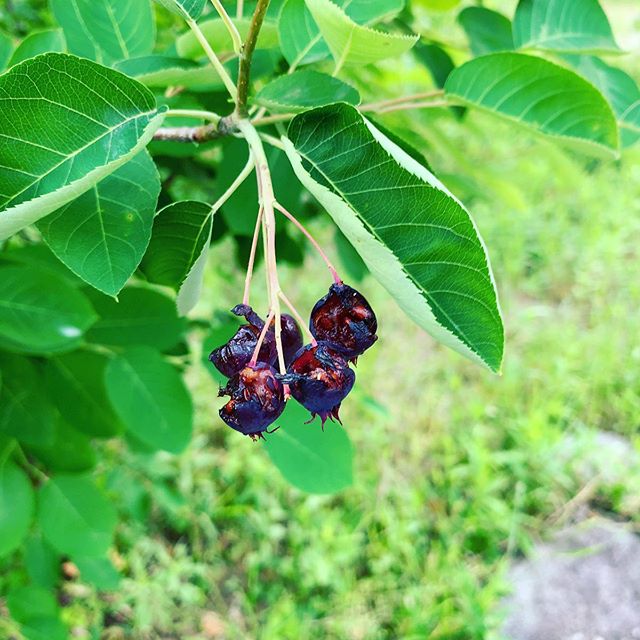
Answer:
[[210, 283, 377, 440]]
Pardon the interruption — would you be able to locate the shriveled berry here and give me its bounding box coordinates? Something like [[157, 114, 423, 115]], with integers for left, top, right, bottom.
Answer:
[[218, 363, 286, 438], [310, 282, 377, 359], [281, 342, 355, 426], [281, 313, 303, 367], [209, 305, 276, 378]]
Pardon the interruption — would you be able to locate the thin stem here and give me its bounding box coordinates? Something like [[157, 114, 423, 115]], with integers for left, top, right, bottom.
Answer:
[[165, 108, 221, 122], [249, 310, 275, 365], [209, 0, 242, 54], [252, 112, 294, 127], [236, 0, 271, 118], [237, 0, 244, 19], [361, 90, 444, 111], [259, 132, 285, 150], [273, 201, 341, 284], [153, 124, 222, 142], [187, 17, 237, 100], [371, 100, 449, 114], [279, 291, 316, 345], [212, 153, 255, 214], [243, 205, 263, 305]]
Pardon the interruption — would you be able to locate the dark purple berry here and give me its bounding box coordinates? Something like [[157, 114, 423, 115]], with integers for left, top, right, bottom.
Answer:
[[282, 342, 355, 426], [280, 313, 303, 367], [218, 363, 286, 438], [209, 305, 276, 378], [309, 282, 377, 360]]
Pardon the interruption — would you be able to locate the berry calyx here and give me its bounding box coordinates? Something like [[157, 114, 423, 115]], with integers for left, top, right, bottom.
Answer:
[[281, 342, 355, 426], [310, 283, 377, 360], [218, 363, 286, 439]]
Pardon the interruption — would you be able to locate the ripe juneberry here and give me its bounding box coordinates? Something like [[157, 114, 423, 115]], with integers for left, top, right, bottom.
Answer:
[[209, 305, 276, 378], [280, 313, 303, 367], [281, 342, 355, 426], [218, 362, 286, 439], [310, 282, 377, 360]]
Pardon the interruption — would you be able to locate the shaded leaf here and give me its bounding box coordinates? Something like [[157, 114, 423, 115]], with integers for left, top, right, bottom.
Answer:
[[457, 7, 513, 56], [24, 535, 61, 589], [115, 55, 214, 89], [154, 0, 206, 19], [38, 151, 160, 296], [105, 347, 193, 454], [75, 556, 121, 590], [0, 31, 13, 71], [0, 461, 35, 558], [0, 53, 166, 240], [8, 29, 65, 67]]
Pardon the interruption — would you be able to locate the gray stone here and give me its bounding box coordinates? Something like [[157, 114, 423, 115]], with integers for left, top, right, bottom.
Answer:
[[501, 519, 640, 640]]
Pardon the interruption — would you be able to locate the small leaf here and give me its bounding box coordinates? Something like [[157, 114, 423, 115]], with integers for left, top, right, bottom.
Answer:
[[0, 53, 166, 241], [563, 55, 640, 148], [444, 53, 619, 158], [0, 265, 97, 355], [115, 55, 215, 89], [75, 556, 121, 590], [0, 461, 35, 558], [24, 535, 61, 589], [264, 401, 353, 494], [154, 0, 206, 19], [38, 152, 160, 296], [0, 31, 13, 71], [86, 286, 187, 350], [254, 69, 360, 112], [457, 7, 513, 56], [176, 17, 279, 59], [105, 347, 193, 454], [413, 42, 455, 88], [38, 474, 117, 557], [45, 350, 123, 438], [284, 103, 504, 371], [141, 200, 213, 290], [50, 0, 155, 65], [8, 29, 65, 67], [513, 0, 620, 54], [305, 0, 418, 69]]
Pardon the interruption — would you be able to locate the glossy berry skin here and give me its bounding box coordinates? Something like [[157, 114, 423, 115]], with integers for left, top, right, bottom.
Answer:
[[218, 363, 286, 438], [310, 283, 377, 359], [281, 313, 303, 367], [209, 305, 276, 378], [281, 342, 355, 426]]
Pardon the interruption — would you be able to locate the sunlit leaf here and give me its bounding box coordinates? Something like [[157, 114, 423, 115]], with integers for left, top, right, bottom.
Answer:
[[457, 7, 513, 56]]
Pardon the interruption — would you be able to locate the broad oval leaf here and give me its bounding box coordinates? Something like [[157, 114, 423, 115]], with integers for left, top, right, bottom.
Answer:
[[8, 29, 66, 67], [444, 53, 619, 158], [512, 0, 620, 54], [457, 7, 513, 56], [105, 347, 193, 453], [0, 265, 97, 354], [0, 461, 35, 558], [284, 103, 503, 371], [38, 152, 160, 296], [24, 534, 60, 589], [264, 401, 353, 494], [50, 0, 155, 65], [38, 474, 117, 557], [75, 556, 121, 590], [563, 55, 640, 149], [86, 286, 187, 350], [305, 0, 417, 70], [254, 70, 360, 113], [154, 0, 206, 19], [0, 53, 166, 241], [115, 55, 214, 89]]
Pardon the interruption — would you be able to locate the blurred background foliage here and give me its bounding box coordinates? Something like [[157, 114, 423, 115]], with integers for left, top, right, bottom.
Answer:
[[0, 0, 639, 639]]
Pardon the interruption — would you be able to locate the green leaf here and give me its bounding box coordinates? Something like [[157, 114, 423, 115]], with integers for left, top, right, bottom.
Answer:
[[105, 347, 193, 454], [141, 200, 212, 290], [264, 401, 353, 494], [305, 0, 417, 70], [335, 228, 368, 282], [563, 55, 640, 148], [0, 243, 85, 286], [154, 0, 206, 19], [512, 0, 620, 54], [0, 53, 166, 241], [45, 351, 123, 438], [86, 286, 187, 350], [38, 474, 118, 557], [0, 354, 56, 446], [176, 16, 279, 59], [0, 265, 97, 355], [24, 535, 61, 589], [0, 461, 35, 558], [457, 7, 513, 56], [444, 53, 619, 158], [413, 42, 455, 88], [7, 586, 60, 623], [284, 103, 504, 371], [0, 31, 13, 72], [38, 152, 160, 296], [18, 618, 68, 640], [114, 55, 214, 89], [50, 0, 155, 65], [75, 556, 121, 590], [8, 29, 66, 67], [254, 70, 360, 113]]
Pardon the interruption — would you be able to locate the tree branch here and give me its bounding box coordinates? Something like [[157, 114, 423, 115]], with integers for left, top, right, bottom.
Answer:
[[236, 0, 270, 118]]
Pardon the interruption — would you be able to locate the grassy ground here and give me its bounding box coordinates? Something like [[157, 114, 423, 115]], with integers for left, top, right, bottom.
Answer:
[[73, 107, 639, 640]]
